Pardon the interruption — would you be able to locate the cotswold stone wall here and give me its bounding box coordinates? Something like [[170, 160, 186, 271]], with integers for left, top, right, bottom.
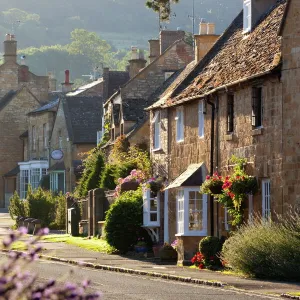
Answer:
[[0, 89, 41, 206], [165, 75, 283, 237], [28, 111, 56, 161]]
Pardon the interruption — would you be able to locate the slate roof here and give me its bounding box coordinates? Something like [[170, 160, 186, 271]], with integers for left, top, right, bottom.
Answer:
[[19, 131, 28, 138], [67, 79, 104, 97], [63, 96, 103, 144], [4, 166, 20, 177], [29, 98, 59, 114], [122, 98, 147, 123], [48, 161, 65, 172], [107, 71, 130, 98], [0, 90, 17, 111], [164, 0, 287, 107]]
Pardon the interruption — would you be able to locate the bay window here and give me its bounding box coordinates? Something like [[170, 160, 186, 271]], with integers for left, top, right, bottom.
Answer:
[[176, 188, 207, 236]]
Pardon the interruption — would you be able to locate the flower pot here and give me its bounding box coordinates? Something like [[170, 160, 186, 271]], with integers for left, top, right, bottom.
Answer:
[[120, 181, 140, 193], [134, 245, 148, 253], [209, 184, 223, 195], [152, 245, 162, 258]]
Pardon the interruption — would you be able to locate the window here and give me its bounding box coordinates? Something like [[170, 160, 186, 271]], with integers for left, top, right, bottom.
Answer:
[[143, 189, 160, 227], [243, 0, 251, 33], [50, 172, 65, 193], [188, 190, 203, 231], [58, 130, 63, 149], [224, 208, 231, 231], [152, 111, 161, 150], [252, 87, 263, 127], [31, 168, 40, 190], [248, 194, 254, 223], [176, 107, 184, 142], [176, 188, 208, 236], [32, 126, 36, 151], [262, 179, 271, 220], [227, 95, 234, 133], [20, 170, 29, 199], [43, 123, 47, 149], [198, 100, 205, 137]]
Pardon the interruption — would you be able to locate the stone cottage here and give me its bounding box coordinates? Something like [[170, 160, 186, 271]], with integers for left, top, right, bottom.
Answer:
[[147, 0, 298, 264], [0, 34, 50, 207], [103, 30, 194, 149]]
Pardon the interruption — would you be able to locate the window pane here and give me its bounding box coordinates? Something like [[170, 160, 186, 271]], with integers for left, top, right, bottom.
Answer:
[[150, 213, 157, 222], [150, 199, 157, 211], [189, 191, 195, 199], [188, 192, 203, 231]]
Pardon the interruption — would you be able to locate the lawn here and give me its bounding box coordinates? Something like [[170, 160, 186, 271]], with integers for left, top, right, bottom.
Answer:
[[42, 234, 117, 254]]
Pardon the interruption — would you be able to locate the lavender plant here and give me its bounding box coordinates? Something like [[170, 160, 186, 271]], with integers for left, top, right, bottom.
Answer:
[[0, 227, 101, 299]]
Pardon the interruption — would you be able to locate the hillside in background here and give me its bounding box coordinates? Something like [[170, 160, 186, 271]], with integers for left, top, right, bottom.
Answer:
[[0, 0, 242, 49], [0, 0, 242, 83]]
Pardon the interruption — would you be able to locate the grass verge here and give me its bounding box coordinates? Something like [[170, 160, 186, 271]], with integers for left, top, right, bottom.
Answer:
[[42, 234, 117, 254]]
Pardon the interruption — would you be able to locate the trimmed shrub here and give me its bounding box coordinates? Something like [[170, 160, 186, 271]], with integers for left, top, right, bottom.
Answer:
[[26, 188, 56, 227], [8, 192, 28, 219], [221, 214, 300, 280], [52, 192, 66, 229], [100, 164, 117, 190], [199, 236, 222, 258], [105, 189, 143, 253]]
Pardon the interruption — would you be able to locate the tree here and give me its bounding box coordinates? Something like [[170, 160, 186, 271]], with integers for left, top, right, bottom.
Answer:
[[67, 29, 111, 66], [145, 0, 179, 21]]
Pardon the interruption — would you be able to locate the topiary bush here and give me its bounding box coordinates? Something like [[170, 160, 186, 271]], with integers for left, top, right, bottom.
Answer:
[[105, 189, 143, 253], [199, 236, 222, 258], [8, 192, 28, 220], [221, 214, 300, 280], [100, 164, 117, 190]]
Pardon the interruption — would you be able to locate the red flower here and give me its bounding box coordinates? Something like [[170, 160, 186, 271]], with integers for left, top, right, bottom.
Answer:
[[199, 264, 205, 269], [206, 175, 211, 180], [209, 256, 215, 260]]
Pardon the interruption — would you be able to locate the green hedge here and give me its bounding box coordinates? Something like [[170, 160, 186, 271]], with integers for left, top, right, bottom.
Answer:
[[221, 215, 300, 280], [9, 187, 66, 229], [105, 189, 143, 253]]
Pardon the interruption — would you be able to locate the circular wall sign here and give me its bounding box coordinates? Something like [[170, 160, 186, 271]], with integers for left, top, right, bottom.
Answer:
[[51, 149, 64, 160]]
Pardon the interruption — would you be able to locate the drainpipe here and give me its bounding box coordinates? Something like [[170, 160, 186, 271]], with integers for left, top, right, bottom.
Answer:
[[207, 97, 215, 236], [215, 94, 220, 237]]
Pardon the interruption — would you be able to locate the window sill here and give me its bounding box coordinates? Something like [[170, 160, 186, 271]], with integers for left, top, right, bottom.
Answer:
[[176, 139, 184, 144], [152, 148, 162, 152], [198, 135, 204, 139], [175, 232, 207, 237], [225, 133, 234, 141], [251, 127, 263, 136]]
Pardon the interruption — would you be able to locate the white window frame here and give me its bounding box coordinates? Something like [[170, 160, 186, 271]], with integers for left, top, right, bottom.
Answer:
[[198, 100, 205, 138], [243, 0, 251, 33], [262, 179, 271, 220], [143, 189, 160, 227], [248, 194, 254, 223], [176, 187, 208, 236], [20, 170, 29, 199], [176, 106, 184, 143], [152, 111, 161, 150], [224, 207, 231, 231]]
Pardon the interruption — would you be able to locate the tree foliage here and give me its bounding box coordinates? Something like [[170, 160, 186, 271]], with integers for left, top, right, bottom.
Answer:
[[146, 0, 179, 21]]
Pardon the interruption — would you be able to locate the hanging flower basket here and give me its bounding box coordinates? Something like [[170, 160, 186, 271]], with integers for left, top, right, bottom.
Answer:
[[209, 183, 223, 195], [120, 181, 140, 193]]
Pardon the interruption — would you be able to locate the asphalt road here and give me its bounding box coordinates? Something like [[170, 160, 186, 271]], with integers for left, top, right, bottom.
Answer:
[[13, 258, 279, 300]]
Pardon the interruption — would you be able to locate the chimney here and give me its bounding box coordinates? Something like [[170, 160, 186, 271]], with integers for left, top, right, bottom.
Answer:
[[128, 47, 147, 79], [160, 30, 185, 54], [3, 34, 17, 64], [48, 72, 57, 92], [243, 0, 277, 33], [194, 21, 220, 62], [148, 39, 160, 63], [61, 70, 74, 93]]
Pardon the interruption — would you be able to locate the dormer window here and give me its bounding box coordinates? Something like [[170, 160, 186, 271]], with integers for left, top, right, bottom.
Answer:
[[243, 0, 251, 33]]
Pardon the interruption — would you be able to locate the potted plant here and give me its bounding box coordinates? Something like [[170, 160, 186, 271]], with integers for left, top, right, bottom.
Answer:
[[159, 243, 178, 261], [134, 238, 148, 253], [152, 242, 163, 258], [200, 173, 224, 195], [145, 177, 164, 197]]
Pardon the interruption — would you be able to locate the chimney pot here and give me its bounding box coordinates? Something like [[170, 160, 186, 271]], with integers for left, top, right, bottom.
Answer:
[[207, 23, 215, 35], [199, 22, 208, 35], [65, 70, 70, 84]]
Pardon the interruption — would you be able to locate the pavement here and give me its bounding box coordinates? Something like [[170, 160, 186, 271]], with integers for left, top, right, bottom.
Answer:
[[1, 212, 300, 298]]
